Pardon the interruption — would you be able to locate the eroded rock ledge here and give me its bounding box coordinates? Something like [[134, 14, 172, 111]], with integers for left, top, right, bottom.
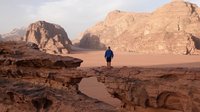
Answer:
[[0, 41, 116, 112], [93, 67, 200, 112], [2, 41, 200, 112]]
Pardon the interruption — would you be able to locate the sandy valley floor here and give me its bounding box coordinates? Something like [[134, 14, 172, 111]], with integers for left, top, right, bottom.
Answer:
[[67, 51, 200, 107], [68, 51, 200, 68]]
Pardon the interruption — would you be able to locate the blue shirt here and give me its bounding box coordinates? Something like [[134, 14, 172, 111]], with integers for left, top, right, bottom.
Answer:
[[105, 49, 114, 58]]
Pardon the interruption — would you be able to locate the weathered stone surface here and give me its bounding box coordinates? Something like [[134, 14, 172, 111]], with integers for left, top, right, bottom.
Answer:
[[25, 21, 72, 54], [77, 1, 200, 54], [93, 67, 200, 112], [0, 41, 117, 112]]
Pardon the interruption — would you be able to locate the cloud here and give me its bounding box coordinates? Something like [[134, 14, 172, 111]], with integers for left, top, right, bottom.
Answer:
[[0, 0, 200, 39], [32, 0, 131, 38], [0, 0, 53, 34], [31, 0, 172, 38]]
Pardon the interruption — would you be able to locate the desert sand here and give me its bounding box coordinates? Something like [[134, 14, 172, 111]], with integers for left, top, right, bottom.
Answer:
[[67, 50, 200, 107], [69, 51, 200, 68]]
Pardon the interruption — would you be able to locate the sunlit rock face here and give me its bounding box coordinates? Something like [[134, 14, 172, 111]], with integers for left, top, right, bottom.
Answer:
[[25, 21, 72, 54], [78, 1, 200, 54]]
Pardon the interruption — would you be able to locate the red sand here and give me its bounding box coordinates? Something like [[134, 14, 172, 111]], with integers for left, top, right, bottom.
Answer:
[[67, 51, 200, 107], [69, 51, 200, 68]]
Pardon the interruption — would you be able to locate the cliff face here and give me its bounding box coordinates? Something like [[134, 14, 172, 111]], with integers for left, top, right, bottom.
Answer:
[[78, 1, 200, 54], [0, 42, 116, 112], [25, 21, 72, 54], [93, 67, 200, 112]]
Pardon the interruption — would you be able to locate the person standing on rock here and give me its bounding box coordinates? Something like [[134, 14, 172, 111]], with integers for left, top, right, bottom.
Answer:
[[105, 46, 114, 68]]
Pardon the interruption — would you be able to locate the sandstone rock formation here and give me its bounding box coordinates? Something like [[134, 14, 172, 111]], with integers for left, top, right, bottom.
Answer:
[[25, 21, 72, 54], [77, 1, 200, 54], [2, 41, 200, 112], [93, 67, 200, 112], [0, 41, 116, 112], [2, 27, 26, 41]]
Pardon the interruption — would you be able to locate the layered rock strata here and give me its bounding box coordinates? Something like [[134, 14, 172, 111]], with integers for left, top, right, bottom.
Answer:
[[94, 67, 200, 112], [0, 41, 116, 112]]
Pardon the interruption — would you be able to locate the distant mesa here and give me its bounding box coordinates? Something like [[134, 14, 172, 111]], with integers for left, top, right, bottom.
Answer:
[[77, 33, 106, 50], [76, 0, 200, 55], [1, 27, 26, 41], [24, 21, 72, 54], [0, 34, 3, 41]]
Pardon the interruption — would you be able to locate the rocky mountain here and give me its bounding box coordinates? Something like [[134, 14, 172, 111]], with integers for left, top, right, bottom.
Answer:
[[2, 27, 26, 41], [24, 21, 72, 54], [77, 0, 200, 54]]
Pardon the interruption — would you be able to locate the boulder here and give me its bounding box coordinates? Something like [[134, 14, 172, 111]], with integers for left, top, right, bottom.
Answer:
[[25, 21, 72, 54]]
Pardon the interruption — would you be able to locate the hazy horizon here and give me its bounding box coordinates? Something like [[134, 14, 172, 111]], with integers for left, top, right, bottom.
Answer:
[[0, 0, 199, 39]]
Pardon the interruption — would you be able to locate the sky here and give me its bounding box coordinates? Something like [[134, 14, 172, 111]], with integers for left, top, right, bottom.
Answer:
[[0, 0, 200, 39]]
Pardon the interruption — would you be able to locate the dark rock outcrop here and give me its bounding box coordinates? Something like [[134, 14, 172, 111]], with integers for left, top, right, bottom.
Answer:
[[0, 41, 116, 112], [25, 21, 72, 54], [93, 67, 200, 112]]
